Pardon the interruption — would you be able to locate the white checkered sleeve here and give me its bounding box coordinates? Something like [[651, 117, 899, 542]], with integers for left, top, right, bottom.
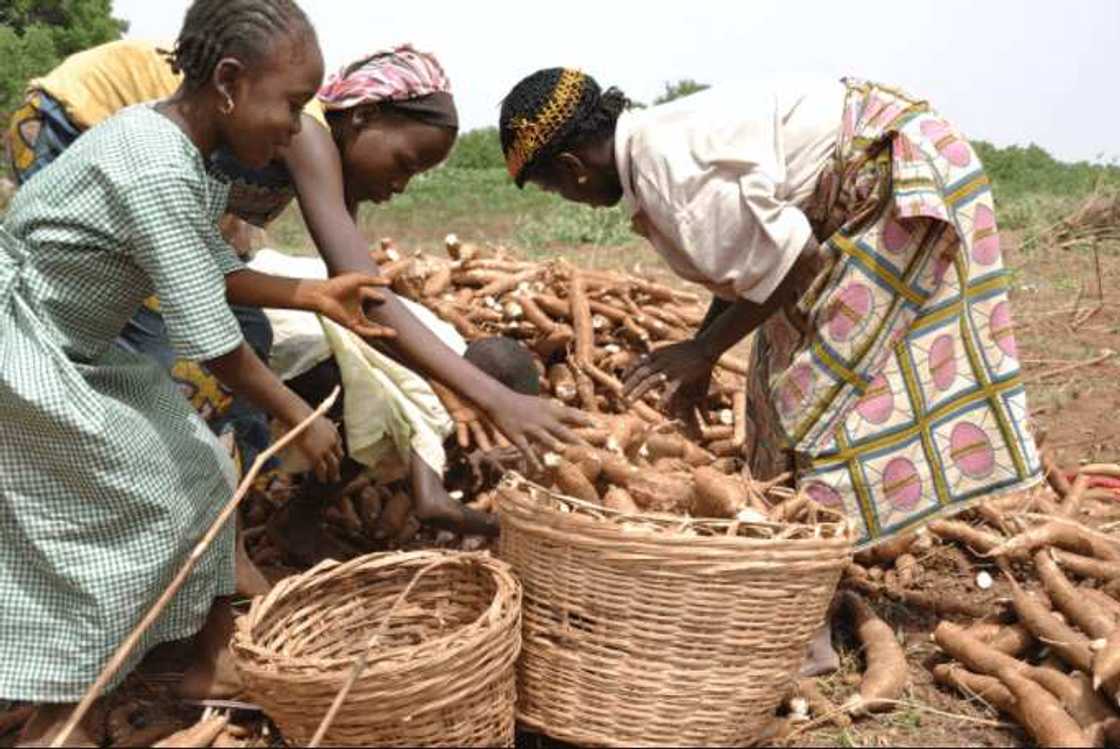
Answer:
[[124, 171, 244, 361]]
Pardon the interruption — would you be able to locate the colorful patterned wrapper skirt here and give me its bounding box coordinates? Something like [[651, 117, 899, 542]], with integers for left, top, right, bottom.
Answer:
[[746, 79, 1041, 549]]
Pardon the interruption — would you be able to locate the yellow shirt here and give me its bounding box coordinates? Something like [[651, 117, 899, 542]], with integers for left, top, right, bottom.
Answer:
[[30, 38, 327, 131], [30, 40, 181, 129]]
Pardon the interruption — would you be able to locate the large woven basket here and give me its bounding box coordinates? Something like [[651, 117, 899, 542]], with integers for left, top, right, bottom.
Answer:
[[497, 475, 854, 747], [230, 550, 521, 747]]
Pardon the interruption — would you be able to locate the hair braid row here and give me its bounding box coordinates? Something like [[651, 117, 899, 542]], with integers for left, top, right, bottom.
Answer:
[[164, 0, 312, 91], [499, 68, 630, 186]]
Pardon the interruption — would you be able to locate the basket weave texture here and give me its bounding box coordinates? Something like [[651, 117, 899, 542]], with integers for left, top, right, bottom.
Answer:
[[230, 550, 521, 747], [497, 476, 854, 747]]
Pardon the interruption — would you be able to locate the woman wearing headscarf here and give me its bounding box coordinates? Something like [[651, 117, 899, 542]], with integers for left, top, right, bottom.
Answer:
[[497, 69, 1042, 673], [8, 42, 587, 506]]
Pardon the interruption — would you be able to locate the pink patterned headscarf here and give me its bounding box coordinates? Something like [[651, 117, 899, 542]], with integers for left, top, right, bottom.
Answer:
[[317, 44, 452, 111]]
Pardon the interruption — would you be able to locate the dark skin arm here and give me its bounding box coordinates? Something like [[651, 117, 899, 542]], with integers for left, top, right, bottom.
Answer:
[[278, 118, 589, 469], [623, 237, 820, 415], [224, 267, 395, 340], [205, 342, 343, 482]]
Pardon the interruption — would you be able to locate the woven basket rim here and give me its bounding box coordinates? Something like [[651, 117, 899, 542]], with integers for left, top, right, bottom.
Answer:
[[497, 474, 856, 550], [232, 550, 519, 673]]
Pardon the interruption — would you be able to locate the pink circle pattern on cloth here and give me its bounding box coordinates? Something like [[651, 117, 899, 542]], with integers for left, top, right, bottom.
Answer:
[[990, 302, 1018, 358], [949, 422, 997, 479], [929, 335, 957, 391], [882, 218, 911, 254], [920, 119, 972, 168], [971, 204, 1000, 265], [856, 374, 894, 425], [882, 457, 922, 510], [777, 364, 815, 418], [828, 283, 873, 343], [805, 481, 845, 509]]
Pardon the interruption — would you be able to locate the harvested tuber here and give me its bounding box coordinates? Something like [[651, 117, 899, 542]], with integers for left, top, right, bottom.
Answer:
[[376, 492, 413, 542], [625, 472, 695, 514], [692, 466, 748, 519], [603, 486, 640, 514], [551, 458, 601, 505], [989, 520, 1120, 562], [644, 433, 715, 466], [561, 445, 605, 483], [1035, 550, 1115, 638], [998, 668, 1092, 748], [841, 591, 908, 715], [932, 663, 1016, 715], [1006, 576, 1095, 673]]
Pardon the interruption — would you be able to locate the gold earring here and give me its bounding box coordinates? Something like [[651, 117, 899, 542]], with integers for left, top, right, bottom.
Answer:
[[220, 94, 235, 115]]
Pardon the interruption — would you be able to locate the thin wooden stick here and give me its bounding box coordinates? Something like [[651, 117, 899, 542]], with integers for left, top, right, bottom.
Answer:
[[53, 387, 341, 748], [1023, 349, 1114, 383], [309, 558, 450, 747]]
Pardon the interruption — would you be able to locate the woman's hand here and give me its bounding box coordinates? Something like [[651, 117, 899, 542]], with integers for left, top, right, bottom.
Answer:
[[431, 381, 510, 453], [623, 339, 715, 426], [312, 273, 397, 339], [295, 414, 345, 483], [433, 381, 591, 473], [484, 393, 593, 474]]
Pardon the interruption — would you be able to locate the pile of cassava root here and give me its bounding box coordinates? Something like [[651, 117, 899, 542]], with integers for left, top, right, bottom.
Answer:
[[239, 235, 768, 570], [782, 465, 1120, 748], [233, 237, 1120, 747], [378, 234, 831, 522]]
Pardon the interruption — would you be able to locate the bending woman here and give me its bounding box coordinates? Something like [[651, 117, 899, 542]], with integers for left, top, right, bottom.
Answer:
[[8, 40, 587, 485], [498, 70, 1042, 667]]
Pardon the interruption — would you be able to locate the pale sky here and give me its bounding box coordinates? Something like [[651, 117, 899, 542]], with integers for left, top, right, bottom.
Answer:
[[113, 0, 1119, 164]]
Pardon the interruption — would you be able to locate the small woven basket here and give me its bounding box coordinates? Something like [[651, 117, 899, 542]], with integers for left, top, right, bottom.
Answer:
[[497, 475, 854, 747], [230, 550, 521, 747]]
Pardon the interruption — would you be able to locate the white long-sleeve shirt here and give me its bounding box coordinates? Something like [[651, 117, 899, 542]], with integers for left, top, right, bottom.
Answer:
[[615, 75, 846, 303]]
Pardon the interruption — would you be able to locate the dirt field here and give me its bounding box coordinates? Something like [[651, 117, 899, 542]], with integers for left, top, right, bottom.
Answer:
[[2, 217, 1117, 749]]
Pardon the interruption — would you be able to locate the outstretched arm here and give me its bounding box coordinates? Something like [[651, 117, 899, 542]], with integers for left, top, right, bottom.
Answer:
[[206, 342, 344, 483], [278, 120, 590, 466], [622, 237, 820, 415]]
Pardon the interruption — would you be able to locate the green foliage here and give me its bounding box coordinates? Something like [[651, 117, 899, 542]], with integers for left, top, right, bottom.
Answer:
[[0, 24, 58, 117], [653, 78, 709, 105], [1, 0, 127, 57], [974, 140, 1120, 202], [0, 0, 126, 122], [973, 140, 1120, 235], [263, 139, 1120, 255], [444, 127, 504, 170]]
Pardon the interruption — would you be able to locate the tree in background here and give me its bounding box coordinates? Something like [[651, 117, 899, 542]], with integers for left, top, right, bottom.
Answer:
[[652, 79, 709, 106], [0, 0, 127, 123]]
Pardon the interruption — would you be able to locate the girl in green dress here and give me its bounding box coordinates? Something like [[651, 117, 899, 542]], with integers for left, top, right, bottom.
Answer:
[[0, 1, 394, 742]]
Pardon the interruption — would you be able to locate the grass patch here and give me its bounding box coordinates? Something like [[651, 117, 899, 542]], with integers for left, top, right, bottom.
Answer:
[[263, 139, 1120, 258], [267, 166, 636, 253]]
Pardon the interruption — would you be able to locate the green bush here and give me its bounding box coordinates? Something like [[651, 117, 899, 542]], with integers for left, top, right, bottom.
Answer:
[[445, 127, 504, 170], [975, 140, 1120, 203], [0, 0, 126, 124]]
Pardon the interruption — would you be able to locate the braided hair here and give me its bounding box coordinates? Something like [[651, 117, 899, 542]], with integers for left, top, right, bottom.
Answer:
[[499, 68, 628, 187], [164, 0, 314, 91]]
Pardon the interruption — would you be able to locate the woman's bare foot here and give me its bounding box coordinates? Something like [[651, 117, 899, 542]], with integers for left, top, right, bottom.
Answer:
[[176, 600, 243, 702], [800, 621, 840, 677], [16, 703, 102, 748]]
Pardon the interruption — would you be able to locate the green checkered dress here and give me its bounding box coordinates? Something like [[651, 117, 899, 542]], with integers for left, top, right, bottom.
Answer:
[[0, 105, 243, 702]]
